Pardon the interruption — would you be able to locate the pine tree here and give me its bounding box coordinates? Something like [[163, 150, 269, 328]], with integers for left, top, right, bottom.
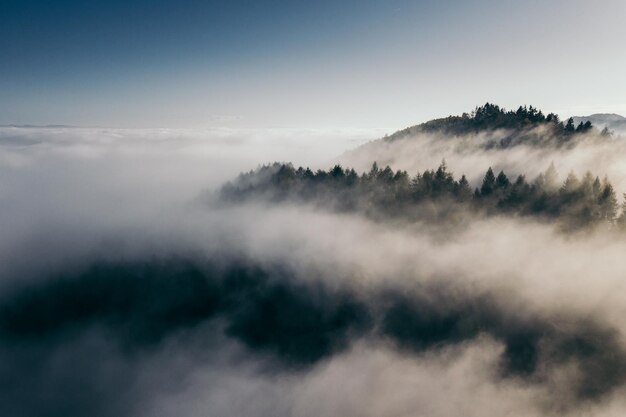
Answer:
[[368, 162, 380, 180], [455, 174, 472, 201], [543, 162, 559, 192], [580, 171, 594, 195], [480, 167, 496, 196], [616, 194, 626, 229], [598, 178, 618, 222], [561, 172, 580, 194], [433, 160, 454, 194], [592, 177, 602, 197], [345, 168, 358, 186], [330, 165, 345, 179], [495, 170, 510, 189]]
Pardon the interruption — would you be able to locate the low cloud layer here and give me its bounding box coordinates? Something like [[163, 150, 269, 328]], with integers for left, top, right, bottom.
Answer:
[[339, 128, 626, 192], [2, 126, 626, 416], [4, 253, 626, 416]]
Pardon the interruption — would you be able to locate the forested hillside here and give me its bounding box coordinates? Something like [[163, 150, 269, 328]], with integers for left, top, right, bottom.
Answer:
[[382, 103, 609, 148], [221, 161, 623, 231]]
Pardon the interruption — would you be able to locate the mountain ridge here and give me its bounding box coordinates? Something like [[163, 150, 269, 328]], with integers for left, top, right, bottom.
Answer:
[[572, 113, 626, 134]]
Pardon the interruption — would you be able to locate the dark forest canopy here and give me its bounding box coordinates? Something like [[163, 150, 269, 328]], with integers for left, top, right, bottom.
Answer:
[[384, 103, 601, 148], [221, 161, 626, 232], [4, 257, 626, 407]]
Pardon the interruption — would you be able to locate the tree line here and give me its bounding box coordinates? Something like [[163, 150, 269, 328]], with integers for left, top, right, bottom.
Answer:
[[221, 161, 625, 231], [387, 103, 607, 148]]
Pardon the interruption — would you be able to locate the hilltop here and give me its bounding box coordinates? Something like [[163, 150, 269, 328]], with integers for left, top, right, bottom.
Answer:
[[572, 113, 626, 135], [383, 103, 600, 148]]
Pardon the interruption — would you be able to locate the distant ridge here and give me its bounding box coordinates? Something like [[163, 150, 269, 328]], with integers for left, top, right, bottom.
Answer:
[[573, 113, 625, 122], [572, 114, 626, 134]]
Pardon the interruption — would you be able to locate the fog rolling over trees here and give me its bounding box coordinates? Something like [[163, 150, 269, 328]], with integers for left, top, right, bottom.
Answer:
[[338, 103, 626, 193], [6, 104, 626, 417], [221, 160, 622, 232]]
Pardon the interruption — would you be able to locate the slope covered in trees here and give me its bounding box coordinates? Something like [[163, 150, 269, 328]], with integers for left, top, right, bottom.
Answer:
[[221, 161, 624, 231], [384, 103, 599, 148]]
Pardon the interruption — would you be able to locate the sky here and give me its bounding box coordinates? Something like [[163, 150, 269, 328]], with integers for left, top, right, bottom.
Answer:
[[1, 0, 626, 128]]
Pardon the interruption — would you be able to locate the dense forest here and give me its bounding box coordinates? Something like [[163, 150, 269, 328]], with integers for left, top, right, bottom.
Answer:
[[384, 103, 611, 148], [221, 161, 624, 231]]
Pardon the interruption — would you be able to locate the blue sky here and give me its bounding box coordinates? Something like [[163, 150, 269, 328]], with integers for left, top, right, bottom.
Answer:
[[2, 0, 626, 128]]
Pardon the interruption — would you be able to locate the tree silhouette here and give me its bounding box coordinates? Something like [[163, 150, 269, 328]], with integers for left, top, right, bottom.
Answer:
[[222, 160, 621, 231], [480, 168, 496, 196]]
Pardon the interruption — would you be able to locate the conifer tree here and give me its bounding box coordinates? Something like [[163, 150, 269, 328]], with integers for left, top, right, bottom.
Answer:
[[480, 167, 496, 196], [616, 194, 626, 229], [561, 172, 580, 194], [598, 178, 618, 221], [495, 170, 510, 189], [543, 162, 559, 192], [455, 174, 472, 201]]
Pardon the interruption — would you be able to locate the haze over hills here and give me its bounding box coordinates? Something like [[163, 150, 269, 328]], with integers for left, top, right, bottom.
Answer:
[[332, 103, 626, 183], [6, 0, 626, 415], [6, 102, 626, 417], [220, 103, 626, 236], [572, 113, 626, 134]]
